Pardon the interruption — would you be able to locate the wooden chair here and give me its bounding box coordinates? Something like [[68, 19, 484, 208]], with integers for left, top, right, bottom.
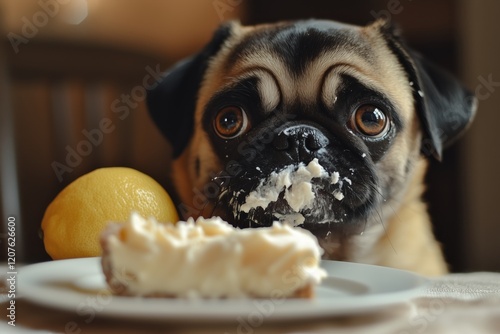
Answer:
[[1, 37, 173, 262]]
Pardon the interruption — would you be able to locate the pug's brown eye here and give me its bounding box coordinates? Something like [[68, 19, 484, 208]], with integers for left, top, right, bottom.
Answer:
[[350, 105, 389, 138], [213, 106, 249, 139]]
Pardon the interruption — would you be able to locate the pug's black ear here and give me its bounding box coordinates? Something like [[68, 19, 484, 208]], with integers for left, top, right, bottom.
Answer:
[[379, 22, 477, 160], [146, 22, 235, 158]]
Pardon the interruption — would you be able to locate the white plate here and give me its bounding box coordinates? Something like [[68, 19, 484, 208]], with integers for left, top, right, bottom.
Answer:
[[18, 257, 427, 321]]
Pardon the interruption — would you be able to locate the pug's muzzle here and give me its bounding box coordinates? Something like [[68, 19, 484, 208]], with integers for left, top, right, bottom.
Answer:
[[204, 117, 378, 237]]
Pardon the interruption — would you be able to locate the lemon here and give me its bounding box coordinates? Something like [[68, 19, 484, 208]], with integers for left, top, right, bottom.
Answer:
[[41, 167, 178, 260]]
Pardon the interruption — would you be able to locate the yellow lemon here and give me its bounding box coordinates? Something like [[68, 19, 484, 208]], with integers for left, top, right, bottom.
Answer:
[[41, 167, 178, 260]]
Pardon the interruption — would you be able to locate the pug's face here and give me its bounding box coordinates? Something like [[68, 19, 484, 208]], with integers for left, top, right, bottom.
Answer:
[[147, 20, 475, 258]]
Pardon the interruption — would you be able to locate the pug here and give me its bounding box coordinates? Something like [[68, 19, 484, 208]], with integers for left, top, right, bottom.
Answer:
[[146, 19, 476, 276]]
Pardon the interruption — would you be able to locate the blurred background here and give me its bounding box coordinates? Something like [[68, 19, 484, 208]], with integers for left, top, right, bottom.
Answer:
[[0, 0, 498, 272]]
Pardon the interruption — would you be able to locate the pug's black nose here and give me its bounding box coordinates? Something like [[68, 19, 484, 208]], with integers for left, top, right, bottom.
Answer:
[[273, 124, 329, 157]]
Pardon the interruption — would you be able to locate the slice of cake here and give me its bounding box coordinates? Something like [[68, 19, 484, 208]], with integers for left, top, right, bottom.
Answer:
[[100, 212, 326, 298]]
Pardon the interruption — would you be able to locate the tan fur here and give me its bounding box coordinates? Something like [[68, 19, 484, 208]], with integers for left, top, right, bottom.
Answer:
[[172, 150, 193, 208], [377, 159, 447, 276], [349, 159, 448, 276]]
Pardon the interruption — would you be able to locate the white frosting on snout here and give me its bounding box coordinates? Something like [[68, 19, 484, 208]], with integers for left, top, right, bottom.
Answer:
[[240, 158, 345, 225]]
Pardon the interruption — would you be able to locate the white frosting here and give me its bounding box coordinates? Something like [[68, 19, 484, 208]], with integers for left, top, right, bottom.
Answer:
[[105, 212, 326, 298], [331, 171, 340, 184], [240, 159, 346, 225]]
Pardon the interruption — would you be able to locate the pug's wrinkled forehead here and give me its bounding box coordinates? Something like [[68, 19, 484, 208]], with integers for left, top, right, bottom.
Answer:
[[195, 20, 415, 126]]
